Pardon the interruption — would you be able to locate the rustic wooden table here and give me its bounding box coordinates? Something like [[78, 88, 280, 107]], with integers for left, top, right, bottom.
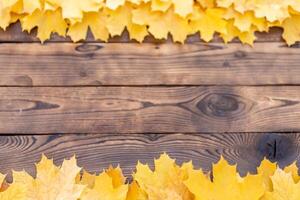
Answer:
[[0, 23, 299, 178]]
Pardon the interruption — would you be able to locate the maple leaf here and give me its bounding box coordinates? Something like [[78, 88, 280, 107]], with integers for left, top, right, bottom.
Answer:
[[12, 154, 85, 200], [196, 0, 215, 8], [216, 0, 254, 13], [0, 0, 19, 29], [21, 0, 42, 14], [189, 6, 227, 42], [132, 2, 190, 42], [282, 14, 300, 46], [67, 11, 109, 42], [185, 156, 265, 200], [253, 0, 290, 22], [126, 181, 148, 200], [151, 0, 172, 12], [284, 162, 300, 183], [220, 19, 257, 45], [262, 168, 300, 200], [104, 3, 148, 42], [133, 153, 194, 200], [257, 158, 277, 191], [0, 173, 26, 200], [106, 0, 126, 10], [78, 166, 129, 200], [46, 0, 103, 24], [21, 8, 67, 42], [172, 0, 194, 17], [223, 8, 267, 32]]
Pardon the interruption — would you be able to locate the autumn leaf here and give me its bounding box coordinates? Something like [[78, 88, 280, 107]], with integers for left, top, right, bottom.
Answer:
[[282, 14, 300, 46], [21, 8, 67, 42], [0, 0, 19, 29], [134, 153, 194, 200], [284, 162, 300, 183], [78, 166, 129, 200], [257, 158, 277, 191], [126, 181, 148, 200], [68, 11, 109, 42], [12, 154, 85, 200], [185, 156, 265, 200], [189, 6, 227, 42], [262, 168, 300, 200], [132, 2, 190, 42], [46, 0, 103, 24]]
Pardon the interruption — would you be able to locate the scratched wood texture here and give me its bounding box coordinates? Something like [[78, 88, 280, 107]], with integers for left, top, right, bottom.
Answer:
[[0, 133, 298, 180], [0, 23, 299, 176]]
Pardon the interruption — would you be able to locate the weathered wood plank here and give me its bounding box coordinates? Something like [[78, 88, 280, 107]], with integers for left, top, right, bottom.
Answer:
[[0, 22, 284, 43], [0, 86, 300, 133], [1, 42, 300, 86], [0, 133, 298, 180]]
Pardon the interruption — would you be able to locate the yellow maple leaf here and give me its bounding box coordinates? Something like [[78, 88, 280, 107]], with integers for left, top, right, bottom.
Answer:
[[217, 0, 254, 13], [253, 0, 290, 22], [185, 156, 265, 200], [105, 3, 148, 42], [262, 168, 300, 200], [220, 19, 257, 45], [20, 0, 42, 14], [132, 2, 189, 42], [68, 11, 109, 42], [12, 154, 84, 200], [21, 8, 67, 42], [0, 0, 19, 29], [106, 0, 126, 10], [172, 0, 194, 17], [46, 0, 103, 24], [126, 181, 148, 200], [223, 8, 267, 32], [134, 153, 193, 200], [196, 0, 215, 8], [189, 6, 227, 42], [282, 14, 300, 46], [79, 166, 128, 200], [257, 158, 277, 191], [0, 173, 26, 200], [284, 162, 300, 183], [151, 0, 172, 12]]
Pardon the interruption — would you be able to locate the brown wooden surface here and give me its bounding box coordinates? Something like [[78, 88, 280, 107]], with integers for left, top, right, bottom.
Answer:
[[0, 23, 299, 176], [0, 133, 298, 180], [1, 42, 300, 86], [0, 86, 300, 134]]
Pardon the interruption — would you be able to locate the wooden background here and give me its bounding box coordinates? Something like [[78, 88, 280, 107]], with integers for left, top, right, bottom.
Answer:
[[0, 23, 300, 179]]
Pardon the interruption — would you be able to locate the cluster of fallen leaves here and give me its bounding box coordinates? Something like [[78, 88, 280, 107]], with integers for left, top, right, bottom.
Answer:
[[0, 153, 300, 200], [1, 0, 300, 45]]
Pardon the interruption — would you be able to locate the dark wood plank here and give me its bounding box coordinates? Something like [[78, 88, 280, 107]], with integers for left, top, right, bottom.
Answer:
[[0, 22, 284, 43], [0, 86, 300, 134], [1, 42, 300, 86], [0, 133, 298, 180]]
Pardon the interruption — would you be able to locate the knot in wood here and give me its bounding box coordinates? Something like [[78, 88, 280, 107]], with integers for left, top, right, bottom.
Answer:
[[257, 134, 294, 163], [75, 44, 103, 52], [197, 93, 246, 119]]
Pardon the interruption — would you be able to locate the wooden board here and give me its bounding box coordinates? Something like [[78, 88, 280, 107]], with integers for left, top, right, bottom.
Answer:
[[0, 133, 298, 180], [0, 42, 300, 86], [0, 23, 299, 177], [0, 86, 300, 134]]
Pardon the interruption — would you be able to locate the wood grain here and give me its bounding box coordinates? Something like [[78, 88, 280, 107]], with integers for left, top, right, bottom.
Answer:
[[0, 133, 298, 180], [0, 22, 284, 43], [1, 42, 300, 86], [0, 86, 300, 133]]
